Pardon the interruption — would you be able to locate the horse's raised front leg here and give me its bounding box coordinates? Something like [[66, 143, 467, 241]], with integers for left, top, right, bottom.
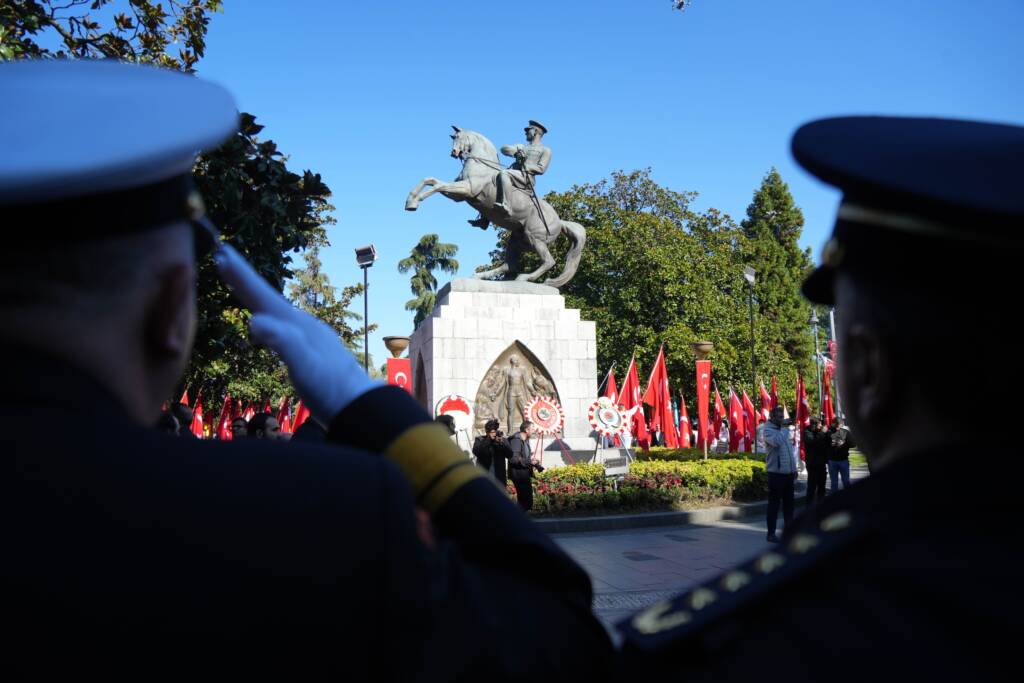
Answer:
[[405, 177, 446, 211]]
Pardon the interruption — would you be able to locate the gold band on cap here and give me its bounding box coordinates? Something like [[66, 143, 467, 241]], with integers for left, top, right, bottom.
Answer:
[[838, 201, 977, 243]]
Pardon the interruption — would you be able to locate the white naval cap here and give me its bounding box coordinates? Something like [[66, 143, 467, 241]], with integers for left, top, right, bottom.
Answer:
[[1, 59, 237, 244]]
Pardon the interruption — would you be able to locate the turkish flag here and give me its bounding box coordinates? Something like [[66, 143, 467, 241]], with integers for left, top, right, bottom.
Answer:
[[795, 375, 811, 460], [604, 369, 619, 403], [216, 393, 232, 440], [621, 355, 650, 447], [713, 386, 727, 447], [677, 392, 692, 448], [822, 367, 836, 427], [190, 393, 205, 438], [292, 400, 310, 430], [742, 389, 757, 453], [387, 357, 413, 394], [242, 402, 255, 421], [759, 382, 773, 423], [643, 346, 679, 448], [277, 396, 292, 434], [770, 376, 779, 409], [727, 389, 743, 452], [179, 389, 190, 407], [695, 360, 712, 448]]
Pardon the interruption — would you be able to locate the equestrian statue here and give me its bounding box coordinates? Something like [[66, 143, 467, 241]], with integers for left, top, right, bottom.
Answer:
[[405, 120, 586, 288]]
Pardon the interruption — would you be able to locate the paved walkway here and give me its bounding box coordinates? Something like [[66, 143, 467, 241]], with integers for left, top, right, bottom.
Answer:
[[550, 465, 869, 631]]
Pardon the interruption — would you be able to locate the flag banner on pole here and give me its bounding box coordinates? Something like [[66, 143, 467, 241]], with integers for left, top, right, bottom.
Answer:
[[713, 387, 726, 448], [742, 389, 757, 454], [386, 357, 413, 394], [217, 393, 232, 440], [822, 367, 835, 427], [759, 382, 773, 422], [728, 388, 744, 452], [770, 376, 779, 409], [642, 346, 679, 448], [190, 394, 204, 438], [621, 355, 650, 448], [678, 391, 692, 448], [277, 396, 292, 434], [292, 400, 310, 431], [604, 369, 619, 403], [696, 360, 711, 448], [179, 389, 190, 407]]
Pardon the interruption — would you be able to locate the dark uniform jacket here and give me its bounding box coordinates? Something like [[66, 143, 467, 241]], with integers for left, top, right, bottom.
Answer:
[[617, 445, 1021, 680], [802, 427, 830, 468], [508, 433, 533, 479], [6, 349, 611, 680]]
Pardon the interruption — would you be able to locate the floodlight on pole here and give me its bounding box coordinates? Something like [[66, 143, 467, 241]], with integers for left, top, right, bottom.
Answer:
[[355, 245, 378, 372]]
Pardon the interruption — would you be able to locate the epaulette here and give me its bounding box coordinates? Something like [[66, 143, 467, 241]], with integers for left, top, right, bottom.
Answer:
[[617, 507, 866, 653]]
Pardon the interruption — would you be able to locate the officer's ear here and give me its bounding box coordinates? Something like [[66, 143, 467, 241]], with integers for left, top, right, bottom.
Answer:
[[145, 263, 196, 361], [842, 321, 892, 430]]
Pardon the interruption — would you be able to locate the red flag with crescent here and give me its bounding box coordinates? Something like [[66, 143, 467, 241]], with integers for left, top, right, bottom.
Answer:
[[620, 355, 649, 447], [696, 360, 711, 448], [387, 358, 413, 394]]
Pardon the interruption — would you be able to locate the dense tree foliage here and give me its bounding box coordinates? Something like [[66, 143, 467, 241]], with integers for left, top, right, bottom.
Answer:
[[486, 169, 817, 408], [398, 234, 459, 329]]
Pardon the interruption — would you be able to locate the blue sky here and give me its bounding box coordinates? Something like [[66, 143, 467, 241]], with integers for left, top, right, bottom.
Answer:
[[196, 0, 1023, 364]]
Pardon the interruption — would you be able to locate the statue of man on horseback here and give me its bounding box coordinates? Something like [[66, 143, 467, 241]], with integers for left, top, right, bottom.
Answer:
[[405, 121, 585, 289], [469, 120, 551, 229]]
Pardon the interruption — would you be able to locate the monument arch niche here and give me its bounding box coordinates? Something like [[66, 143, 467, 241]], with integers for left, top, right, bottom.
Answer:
[[473, 341, 559, 436], [405, 278, 597, 466]]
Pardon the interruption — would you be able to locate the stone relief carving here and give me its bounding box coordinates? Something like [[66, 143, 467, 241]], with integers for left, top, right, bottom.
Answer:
[[473, 342, 559, 435]]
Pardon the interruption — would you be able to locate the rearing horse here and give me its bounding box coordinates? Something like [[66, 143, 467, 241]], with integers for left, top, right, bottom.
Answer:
[[405, 127, 586, 288]]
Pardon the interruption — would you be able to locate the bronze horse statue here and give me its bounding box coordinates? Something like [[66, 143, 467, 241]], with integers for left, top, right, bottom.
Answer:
[[405, 127, 585, 288]]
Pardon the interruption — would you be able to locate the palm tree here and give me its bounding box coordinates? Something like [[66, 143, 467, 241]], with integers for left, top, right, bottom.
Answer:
[[398, 234, 459, 327]]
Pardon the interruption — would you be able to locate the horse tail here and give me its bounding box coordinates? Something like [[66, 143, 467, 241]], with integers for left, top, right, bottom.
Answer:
[[545, 220, 586, 288]]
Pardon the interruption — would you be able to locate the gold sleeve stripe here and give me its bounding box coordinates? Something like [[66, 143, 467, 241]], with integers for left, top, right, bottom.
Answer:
[[385, 422, 486, 512]]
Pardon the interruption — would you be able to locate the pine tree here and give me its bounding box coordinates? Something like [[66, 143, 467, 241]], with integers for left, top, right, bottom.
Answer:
[[740, 168, 816, 389], [398, 234, 459, 328]]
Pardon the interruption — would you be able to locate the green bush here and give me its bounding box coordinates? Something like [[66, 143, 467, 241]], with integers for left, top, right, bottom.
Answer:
[[512, 458, 768, 517]]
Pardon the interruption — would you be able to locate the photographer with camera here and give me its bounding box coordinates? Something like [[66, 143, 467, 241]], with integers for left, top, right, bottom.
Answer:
[[763, 406, 799, 542], [509, 421, 544, 511], [803, 416, 831, 504], [473, 419, 512, 486]]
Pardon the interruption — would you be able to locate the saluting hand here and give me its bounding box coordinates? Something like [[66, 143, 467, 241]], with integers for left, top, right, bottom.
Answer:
[[214, 244, 381, 423]]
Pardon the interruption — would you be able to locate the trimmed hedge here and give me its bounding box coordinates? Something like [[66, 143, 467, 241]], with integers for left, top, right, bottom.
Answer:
[[639, 446, 766, 463], [506, 457, 768, 517]]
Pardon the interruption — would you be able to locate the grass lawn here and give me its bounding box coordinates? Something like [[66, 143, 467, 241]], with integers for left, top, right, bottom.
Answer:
[[849, 450, 868, 467]]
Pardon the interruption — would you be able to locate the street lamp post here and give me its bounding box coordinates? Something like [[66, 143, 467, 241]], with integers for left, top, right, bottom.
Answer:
[[743, 266, 756, 398], [810, 309, 822, 416], [355, 244, 378, 372]]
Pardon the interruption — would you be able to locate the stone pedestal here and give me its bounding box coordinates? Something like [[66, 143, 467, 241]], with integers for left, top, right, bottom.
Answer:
[[408, 279, 598, 467]]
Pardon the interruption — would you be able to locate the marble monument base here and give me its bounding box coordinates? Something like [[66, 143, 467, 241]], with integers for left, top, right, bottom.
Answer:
[[408, 279, 598, 468]]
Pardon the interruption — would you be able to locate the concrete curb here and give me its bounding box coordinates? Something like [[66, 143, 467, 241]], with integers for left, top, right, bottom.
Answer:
[[535, 499, 782, 534]]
